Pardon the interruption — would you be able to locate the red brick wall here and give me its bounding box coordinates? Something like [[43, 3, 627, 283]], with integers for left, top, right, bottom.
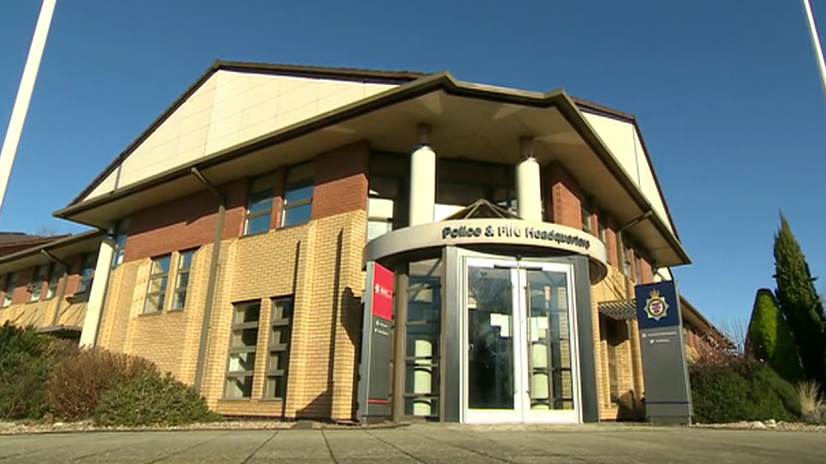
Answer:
[[545, 162, 582, 228], [640, 258, 654, 283], [312, 141, 369, 219], [65, 254, 88, 295], [124, 180, 246, 262], [269, 168, 287, 229], [11, 268, 35, 304], [605, 217, 619, 267]]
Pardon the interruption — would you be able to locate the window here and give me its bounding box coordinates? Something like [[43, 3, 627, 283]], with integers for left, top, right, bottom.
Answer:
[[171, 249, 196, 310], [29, 266, 45, 301], [1, 273, 15, 307], [265, 297, 294, 399], [45, 264, 60, 299], [618, 233, 631, 277], [597, 209, 608, 243], [634, 252, 644, 283], [244, 174, 276, 235], [225, 301, 261, 399], [581, 197, 592, 233], [143, 254, 171, 313], [77, 253, 96, 294], [112, 220, 128, 267], [282, 163, 314, 227], [404, 259, 442, 419], [367, 176, 399, 242]]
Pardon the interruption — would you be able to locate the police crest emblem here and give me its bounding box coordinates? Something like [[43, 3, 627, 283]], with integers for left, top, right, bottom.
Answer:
[[644, 289, 669, 321]]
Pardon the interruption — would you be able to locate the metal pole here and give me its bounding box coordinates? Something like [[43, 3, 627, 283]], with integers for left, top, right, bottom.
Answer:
[[0, 0, 57, 218], [803, 0, 826, 104]]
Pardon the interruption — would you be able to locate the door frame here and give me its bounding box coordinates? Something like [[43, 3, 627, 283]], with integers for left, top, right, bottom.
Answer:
[[459, 255, 583, 424]]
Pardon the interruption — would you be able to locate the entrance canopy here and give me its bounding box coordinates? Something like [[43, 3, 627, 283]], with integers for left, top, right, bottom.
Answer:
[[364, 200, 608, 283]]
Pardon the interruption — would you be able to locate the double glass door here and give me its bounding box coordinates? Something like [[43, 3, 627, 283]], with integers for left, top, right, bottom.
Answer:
[[463, 258, 580, 424]]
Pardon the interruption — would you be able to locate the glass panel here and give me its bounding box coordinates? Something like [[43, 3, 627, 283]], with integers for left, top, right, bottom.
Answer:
[[228, 352, 256, 372], [225, 376, 254, 398], [151, 256, 171, 275], [267, 351, 288, 371], [172, 291, 187, 310], [264, 376, 286, 398], [283, 203, 312, 226], [146, 276, 168, 294], [404, 396, 439, 418], [231, 328, 259, 348], [176, 272, 189, 290], [271, 298, 293, 320], [179, 250, 195, 270], [367, 220, 393, 241], [286, 162, 315, 183], [269, 327, 290, 346], [467, 266, 515, 410], [245, 214, 270, 235], [525, 269, 574, 411], [247, 190, 273, 214], [250, 173, 277, 193], [369, 177, 399, 198], [234, 303, 261, 324], [405, 259, 442, 417], [367, 197, 394, 218], [143, 294, 163, 313], [284, 182, 313, 203]]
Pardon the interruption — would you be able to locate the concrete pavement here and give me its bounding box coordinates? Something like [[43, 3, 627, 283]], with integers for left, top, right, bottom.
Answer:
[[1, 423, 824, 463]]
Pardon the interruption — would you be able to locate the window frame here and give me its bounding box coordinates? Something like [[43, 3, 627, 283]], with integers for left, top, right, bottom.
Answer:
[[1, 273, 16, 307], [264, 296, 294, 400], [77, 253, 96, 294], [366, 175, 400, 242], [142, 254, 172, 314], [29, 266, 45, 302], [224, 300, 262, 399], [243, 174, 277, 236], [44, 263, 60, 300], [111, 220, 128, 267], [281, 162, 315, 227], [597, 208, 608, 243], [581, 196, 593, 233], [170, 248, 197, 311]]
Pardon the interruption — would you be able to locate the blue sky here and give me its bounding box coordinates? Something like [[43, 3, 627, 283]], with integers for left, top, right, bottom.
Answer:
[[1, 0, 825, 329]]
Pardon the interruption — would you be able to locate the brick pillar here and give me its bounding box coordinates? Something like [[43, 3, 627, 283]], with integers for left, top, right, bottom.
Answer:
[[312, 141, 370, 220], [545, 162, 582, 228]]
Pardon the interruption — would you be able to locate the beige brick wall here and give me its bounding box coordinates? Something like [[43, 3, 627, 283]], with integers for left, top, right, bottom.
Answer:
[[97, 209, 368, 421]]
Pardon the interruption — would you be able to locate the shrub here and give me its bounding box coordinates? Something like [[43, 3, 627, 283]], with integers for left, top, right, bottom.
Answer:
[[689, 354, 801, 423], [94, 373, 219, 427], [744, 289, 804, 384], [46, 349, 159, 421], [799, 380, 825, 424], [0, 323, 57, 420]]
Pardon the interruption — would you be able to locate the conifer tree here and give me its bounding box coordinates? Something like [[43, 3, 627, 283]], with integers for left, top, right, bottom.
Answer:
[[773, 214, 826, 386], [745, 288, 804, 383]]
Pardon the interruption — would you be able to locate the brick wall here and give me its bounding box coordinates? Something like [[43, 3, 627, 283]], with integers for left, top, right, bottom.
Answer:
[[124, 180, 246, 262], [312, 141, 369, 219], [0, 252, 94, 333], [96, 140, 371, 420], [545, 162, 582, 228]]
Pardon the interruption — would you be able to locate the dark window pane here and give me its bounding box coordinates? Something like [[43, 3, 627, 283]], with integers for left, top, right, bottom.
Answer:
[[176, 273, 189, 290], [283, 203, 312, 226], [245, 214, 271, 235], [172, 291, 186, 310], [247, 190, 273, 214], [284, 182, 313, 203], [234, 303, 261, 324]]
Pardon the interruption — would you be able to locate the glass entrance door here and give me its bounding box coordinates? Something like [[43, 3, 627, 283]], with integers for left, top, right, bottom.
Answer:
[[463, 258, 580, 424]]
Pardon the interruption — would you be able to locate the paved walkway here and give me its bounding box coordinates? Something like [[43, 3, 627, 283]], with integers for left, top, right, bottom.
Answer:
[[1, 423, 825, 463]]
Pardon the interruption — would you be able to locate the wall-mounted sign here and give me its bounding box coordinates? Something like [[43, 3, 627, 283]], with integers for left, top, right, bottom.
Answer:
[[441, 222, 591, 250], [356, 261, 394, 423], [634, 281, 693, 425], [363, 219, 607, 284]]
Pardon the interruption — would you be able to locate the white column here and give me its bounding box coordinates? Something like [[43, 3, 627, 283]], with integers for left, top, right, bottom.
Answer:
[[408, 124, 436, 226], [79, 237, 115, 347], [516, 136, 543, 222]]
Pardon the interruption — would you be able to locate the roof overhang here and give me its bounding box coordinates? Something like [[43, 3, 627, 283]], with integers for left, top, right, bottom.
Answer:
[[54, 73, 690, 267], [0, 230, 104, 274]]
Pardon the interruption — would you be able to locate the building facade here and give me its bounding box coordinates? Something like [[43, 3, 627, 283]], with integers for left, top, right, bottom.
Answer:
[[2, 61, 731, 424]]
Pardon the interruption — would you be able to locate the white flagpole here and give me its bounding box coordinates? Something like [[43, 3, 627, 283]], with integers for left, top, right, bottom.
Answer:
[[0, 0, 57, 218], [803, 0, 826, 105]]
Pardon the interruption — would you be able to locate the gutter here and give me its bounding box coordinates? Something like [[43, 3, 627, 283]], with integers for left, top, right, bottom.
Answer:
[[191, 167, 226, 393]]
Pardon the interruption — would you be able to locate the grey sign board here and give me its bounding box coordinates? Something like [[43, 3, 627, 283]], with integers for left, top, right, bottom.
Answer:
[[356, 261, 394, 423], [634, 281, 693, 425]]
